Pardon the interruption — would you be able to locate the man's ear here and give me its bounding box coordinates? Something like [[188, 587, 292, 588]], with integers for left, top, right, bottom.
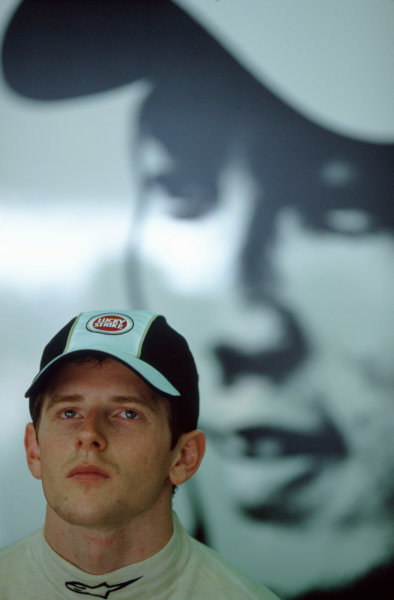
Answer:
[[169, 429, 206, 486], [24, 423, 42, 480]]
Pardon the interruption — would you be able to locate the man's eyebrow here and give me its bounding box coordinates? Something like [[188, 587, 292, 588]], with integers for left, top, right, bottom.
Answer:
[[109, 395, 159, 411], [44, 393, 159, 412], [44, 394, 83, 413]]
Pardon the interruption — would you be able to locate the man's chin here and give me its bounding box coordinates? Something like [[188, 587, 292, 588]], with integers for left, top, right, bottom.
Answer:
[[49, 503, 126, 531]]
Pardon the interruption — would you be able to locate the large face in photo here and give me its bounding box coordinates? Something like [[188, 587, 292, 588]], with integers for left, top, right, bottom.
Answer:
[[127, 74, 394, 595]]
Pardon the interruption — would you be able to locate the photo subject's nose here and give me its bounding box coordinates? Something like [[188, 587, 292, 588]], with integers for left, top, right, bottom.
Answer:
[[214, 306, 309, 385], [238, 196, 279, 304], [213, 199, 309, 384]]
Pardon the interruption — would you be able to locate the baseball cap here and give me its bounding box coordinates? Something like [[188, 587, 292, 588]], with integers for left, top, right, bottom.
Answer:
[[25, 310, 199, 430]]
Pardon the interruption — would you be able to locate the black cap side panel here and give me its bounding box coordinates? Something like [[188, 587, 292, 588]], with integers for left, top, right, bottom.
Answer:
[[140, 316, 199, 430], [39, 317, 77, 369]]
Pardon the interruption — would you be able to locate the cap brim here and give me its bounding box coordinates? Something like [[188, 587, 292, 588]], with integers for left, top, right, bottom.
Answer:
[[25, 349, 181, 400]]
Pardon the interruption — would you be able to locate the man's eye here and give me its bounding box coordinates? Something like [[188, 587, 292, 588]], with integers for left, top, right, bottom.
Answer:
[[120, 409, 140, 420], [61, 409, 77, 419]]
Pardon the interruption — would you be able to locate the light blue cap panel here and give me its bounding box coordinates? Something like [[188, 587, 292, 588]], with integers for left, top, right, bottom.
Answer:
[[29, 310, 180, 397], [66, 310, 156, 357]]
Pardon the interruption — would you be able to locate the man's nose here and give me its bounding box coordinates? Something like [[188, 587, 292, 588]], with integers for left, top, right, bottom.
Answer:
[[75, 410, 107, 451]]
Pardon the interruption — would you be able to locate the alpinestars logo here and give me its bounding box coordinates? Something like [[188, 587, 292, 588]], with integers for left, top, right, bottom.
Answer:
[[65, 577, 142, 598]]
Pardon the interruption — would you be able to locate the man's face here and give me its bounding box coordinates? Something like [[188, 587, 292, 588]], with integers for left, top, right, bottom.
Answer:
[[129, 129, 394, 594], [26, 358, 177, 531]]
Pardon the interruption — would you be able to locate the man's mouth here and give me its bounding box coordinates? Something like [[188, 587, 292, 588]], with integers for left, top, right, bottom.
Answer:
[[67, 464, 111, 481]]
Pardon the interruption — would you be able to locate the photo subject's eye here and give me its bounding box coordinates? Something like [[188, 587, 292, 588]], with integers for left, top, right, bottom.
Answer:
[[166, 194, 214, 220], [148, 178, 215, 220], [318, 158, 359, 188], [302, 207, 377, 236], [324, 209, 373, 235]]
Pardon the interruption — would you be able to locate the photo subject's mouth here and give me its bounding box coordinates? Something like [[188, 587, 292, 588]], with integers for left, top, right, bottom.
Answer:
[[206, 414, 347, 460], [204, 414, 348, 523]]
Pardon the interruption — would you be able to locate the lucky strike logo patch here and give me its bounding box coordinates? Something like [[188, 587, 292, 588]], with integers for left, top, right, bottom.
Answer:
[[86, 314, 133, 335]]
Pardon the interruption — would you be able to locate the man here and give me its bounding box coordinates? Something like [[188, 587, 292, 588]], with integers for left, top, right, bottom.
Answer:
[[0, 309, 279, 599], [2, 1, 394, 599]]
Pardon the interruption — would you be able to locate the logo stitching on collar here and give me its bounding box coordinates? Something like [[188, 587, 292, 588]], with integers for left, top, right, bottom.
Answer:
[[65, 577, 143, 598]]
